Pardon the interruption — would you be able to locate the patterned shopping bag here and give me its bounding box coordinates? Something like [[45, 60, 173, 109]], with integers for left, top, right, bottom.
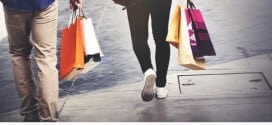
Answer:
[[186, 0, 216, 58]]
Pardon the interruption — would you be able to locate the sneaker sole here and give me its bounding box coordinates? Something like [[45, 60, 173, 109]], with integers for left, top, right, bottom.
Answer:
[[141, 74, 156, 102], [156, 94, 168, 99]]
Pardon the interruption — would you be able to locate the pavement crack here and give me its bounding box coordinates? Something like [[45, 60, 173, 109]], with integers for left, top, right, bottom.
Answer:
[[96, 0, 109, 33], [59, 76, 78, 116]]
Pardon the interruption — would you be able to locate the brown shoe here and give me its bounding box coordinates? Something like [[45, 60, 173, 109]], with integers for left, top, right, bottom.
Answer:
[[24, 111, 40, 122]]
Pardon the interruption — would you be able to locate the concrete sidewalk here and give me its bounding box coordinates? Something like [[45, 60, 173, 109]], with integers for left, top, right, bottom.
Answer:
[[1, 53, 271, 122]]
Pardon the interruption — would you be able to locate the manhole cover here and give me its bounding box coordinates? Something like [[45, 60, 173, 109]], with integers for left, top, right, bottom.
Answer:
[[178, 72, 272, 96]]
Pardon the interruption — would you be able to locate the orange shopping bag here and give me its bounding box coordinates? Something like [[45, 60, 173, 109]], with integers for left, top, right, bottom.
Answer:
[[60, 15, 85, 80]]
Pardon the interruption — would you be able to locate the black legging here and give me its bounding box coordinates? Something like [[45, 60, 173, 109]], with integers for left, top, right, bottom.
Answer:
[[127, 0, 172, 87]]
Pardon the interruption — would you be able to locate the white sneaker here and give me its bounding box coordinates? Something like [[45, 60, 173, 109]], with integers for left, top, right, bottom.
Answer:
[[156, 87, 168, 99], [141, 69, 156, 102]]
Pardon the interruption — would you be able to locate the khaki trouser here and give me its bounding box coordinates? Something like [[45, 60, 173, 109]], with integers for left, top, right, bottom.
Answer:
[[4, 1, 59, 121]]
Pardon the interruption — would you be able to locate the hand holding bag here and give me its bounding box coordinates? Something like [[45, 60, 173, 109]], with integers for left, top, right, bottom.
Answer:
[[60, 8, 103, 80]]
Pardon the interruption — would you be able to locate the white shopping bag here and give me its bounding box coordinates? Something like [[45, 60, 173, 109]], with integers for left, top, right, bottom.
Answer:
[[82, 17, 102, 56], [82, 16, 103, 74]]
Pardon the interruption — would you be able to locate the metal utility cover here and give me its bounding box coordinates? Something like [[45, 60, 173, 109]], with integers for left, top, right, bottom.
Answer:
[[178, 72, 272, 97]]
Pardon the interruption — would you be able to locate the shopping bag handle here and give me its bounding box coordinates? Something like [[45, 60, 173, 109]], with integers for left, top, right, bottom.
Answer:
[[78, 8, 87, 18], [67, 8, 87, 27], [67, 10, 77, 27], [187, 0, 196, 9]]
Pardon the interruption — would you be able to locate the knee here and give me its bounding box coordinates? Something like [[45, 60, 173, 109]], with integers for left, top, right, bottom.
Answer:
[[9, 45, 32, 57]]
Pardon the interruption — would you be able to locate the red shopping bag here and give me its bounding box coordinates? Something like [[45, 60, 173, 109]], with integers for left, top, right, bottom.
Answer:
[[60, 17, 85, 80]]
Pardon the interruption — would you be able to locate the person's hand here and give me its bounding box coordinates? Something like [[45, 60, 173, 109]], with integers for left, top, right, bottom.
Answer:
[[70, 0, 83, 10]]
